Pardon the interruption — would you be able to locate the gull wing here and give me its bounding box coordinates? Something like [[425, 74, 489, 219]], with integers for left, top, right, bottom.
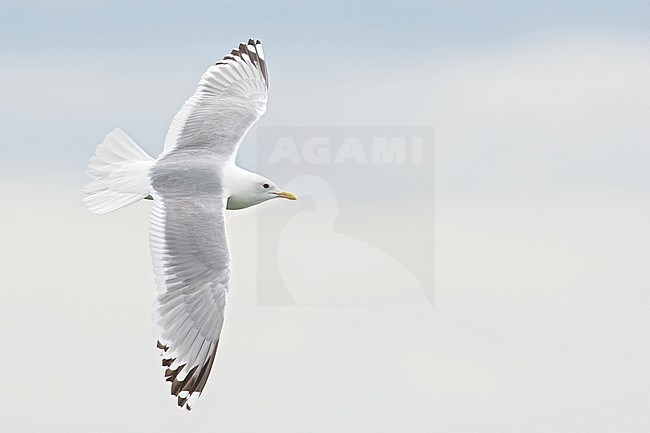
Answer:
[[160, 39, 269, 160], [149, 192, 231, 411], [147, 39, 269, 410]]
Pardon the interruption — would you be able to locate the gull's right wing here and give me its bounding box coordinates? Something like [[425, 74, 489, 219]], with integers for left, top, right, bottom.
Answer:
[[160, 39, 269, 161]]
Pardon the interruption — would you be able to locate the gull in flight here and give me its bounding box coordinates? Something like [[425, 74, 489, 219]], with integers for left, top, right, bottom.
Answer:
[[83, 39, 296, 410]]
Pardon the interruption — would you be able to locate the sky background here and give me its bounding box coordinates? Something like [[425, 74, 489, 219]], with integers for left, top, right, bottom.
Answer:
[[1, 0, 650, 431]]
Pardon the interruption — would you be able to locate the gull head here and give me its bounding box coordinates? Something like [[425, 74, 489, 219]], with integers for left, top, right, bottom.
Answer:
[[226, 168, 297, 210]]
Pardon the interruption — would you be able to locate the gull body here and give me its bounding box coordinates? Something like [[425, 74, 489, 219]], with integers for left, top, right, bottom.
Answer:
[[83, 39, 295, 410]]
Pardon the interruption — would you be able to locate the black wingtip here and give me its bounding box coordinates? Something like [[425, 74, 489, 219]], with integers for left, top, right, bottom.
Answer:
[[156, 340, 169, 352]]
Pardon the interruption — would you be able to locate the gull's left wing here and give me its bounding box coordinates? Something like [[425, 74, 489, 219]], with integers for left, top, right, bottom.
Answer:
[[149, 193, 231, 411]]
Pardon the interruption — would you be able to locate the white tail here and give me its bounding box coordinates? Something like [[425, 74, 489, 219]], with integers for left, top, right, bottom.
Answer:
[[84, 128, 155, 214]]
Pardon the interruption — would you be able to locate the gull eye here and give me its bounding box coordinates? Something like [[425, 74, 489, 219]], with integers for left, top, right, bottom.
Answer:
[[263, 183, 270, 189]]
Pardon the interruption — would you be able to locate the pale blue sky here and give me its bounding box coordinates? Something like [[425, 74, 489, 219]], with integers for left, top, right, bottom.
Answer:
[[1, 0, 648, 177], [2, 1, 648, 60]]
